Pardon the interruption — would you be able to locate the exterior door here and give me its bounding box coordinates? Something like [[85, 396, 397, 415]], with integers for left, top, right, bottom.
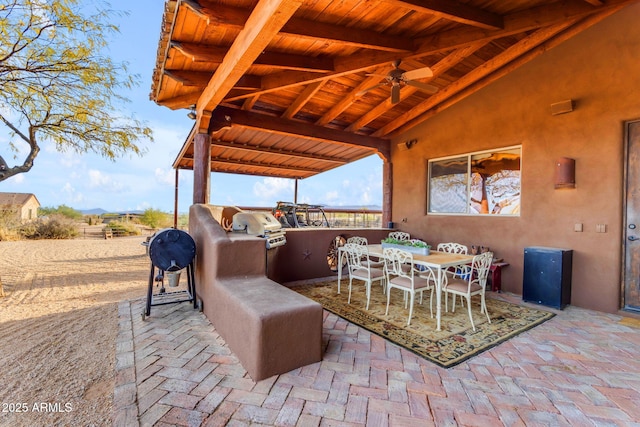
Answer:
[[623, 119, 640, 312]]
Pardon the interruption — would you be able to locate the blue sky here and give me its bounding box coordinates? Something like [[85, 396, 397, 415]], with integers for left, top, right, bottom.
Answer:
[[0, 0, 382, 213]]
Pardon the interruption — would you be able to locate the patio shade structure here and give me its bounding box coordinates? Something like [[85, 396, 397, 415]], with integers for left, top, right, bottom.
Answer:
[[150, 0, 636, 221]]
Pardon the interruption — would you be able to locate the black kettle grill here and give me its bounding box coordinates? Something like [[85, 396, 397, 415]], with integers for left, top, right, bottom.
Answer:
[[143, 228, 198, 319]]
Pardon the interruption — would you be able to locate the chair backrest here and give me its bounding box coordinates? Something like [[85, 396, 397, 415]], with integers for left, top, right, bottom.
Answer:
[[409, 239, 427, 246], [346, 236, 368, 245], [388, 231, 410, 241], [473, 251, 493, 286], [344, 243, 370, 273], [383, 247, 413, 279], [437, 242, 468, 254]]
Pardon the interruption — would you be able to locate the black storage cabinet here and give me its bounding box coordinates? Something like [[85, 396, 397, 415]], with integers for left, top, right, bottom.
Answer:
[[523, 247, 572, 309]]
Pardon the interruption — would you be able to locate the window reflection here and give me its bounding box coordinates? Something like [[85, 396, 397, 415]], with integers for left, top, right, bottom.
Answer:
[[428, 147, 521, 215], [429, 157, 468, 213]]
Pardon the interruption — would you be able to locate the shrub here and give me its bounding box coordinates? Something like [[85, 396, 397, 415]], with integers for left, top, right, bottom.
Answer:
[[38, 204, 83, 220], [139, 208, 172, 229], [20, 214, 79, 239], [104, 220, 141, 237]]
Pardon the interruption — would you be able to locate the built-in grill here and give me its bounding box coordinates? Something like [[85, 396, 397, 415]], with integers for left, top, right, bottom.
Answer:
[[232, 212, 287, 249]]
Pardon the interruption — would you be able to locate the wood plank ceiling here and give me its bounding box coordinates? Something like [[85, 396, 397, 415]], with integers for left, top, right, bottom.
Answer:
[[150, 0, 636, 179]]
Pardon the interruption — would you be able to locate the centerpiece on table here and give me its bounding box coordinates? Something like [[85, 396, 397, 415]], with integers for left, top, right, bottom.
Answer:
[[381, 238, 431, 255]]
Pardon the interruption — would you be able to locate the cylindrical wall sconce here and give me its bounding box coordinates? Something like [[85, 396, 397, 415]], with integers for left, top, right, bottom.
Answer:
[[555, 157, 576, 189]]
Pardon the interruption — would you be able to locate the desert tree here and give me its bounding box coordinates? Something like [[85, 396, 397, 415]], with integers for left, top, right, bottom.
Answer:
[[0, 0, 153, 182]]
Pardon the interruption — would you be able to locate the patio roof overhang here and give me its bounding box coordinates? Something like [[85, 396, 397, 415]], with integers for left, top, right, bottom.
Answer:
[[151, 0, 636, 180]]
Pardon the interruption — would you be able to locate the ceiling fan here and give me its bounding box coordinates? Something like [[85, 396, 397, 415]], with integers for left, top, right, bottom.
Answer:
[[357, 60, 438, 104]]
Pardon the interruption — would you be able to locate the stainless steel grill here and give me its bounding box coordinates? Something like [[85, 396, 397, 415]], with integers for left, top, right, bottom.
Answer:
[[232, 212, 287, 249]]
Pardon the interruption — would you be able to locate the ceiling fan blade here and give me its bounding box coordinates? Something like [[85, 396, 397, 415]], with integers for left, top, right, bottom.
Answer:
[[391, 85, 400, 104], [405, 80, 438, 94], [356, 82, 387, 97], [402, 66, 433, 81]]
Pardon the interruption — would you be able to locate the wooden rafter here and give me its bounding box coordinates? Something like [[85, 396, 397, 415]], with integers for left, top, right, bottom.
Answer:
[[171, 41, 335, 72], [210, 140, 347, 165], [208, 157, 324, 174], [183, 1, 414, 53], [383, 0, 503, 30], [194, 0, 304, 131], [210, 106, 390, 157]]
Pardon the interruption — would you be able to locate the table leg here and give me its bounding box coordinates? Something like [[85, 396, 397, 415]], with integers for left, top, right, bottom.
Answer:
[[436, 268, 443, 331], [337, 248, 344, 294]]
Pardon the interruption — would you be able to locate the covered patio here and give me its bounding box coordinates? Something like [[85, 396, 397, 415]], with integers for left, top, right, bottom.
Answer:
[[139, 0, 640, 423], [150, 0, 640, 315]]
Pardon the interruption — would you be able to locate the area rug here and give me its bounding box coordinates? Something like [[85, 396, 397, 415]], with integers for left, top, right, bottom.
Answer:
[[293, 280, 555, 368]]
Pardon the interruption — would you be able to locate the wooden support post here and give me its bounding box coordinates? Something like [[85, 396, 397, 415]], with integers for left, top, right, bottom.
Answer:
[[382, 160, 392, 227], [193, 132, 211, 205]]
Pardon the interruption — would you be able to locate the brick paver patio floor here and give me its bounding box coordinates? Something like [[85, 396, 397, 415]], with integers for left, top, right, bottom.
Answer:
[[113, 293, 640, 426]]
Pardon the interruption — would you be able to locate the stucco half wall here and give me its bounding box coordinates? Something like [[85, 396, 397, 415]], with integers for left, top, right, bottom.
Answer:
[[389, 5, 640, 314]]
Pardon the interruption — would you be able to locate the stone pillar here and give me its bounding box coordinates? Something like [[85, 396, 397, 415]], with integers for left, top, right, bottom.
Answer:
[[193, 132, 211, 205]]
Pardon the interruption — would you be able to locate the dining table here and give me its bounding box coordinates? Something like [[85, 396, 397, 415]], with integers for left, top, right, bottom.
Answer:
[[336, 244, 474, 331]]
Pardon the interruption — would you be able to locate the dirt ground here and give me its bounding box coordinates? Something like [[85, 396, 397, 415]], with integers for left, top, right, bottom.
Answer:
[[0, 234, 150, 426]]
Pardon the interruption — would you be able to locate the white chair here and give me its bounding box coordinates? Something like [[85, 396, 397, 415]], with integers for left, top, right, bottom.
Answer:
[[344, 243, 386, 310], [383, 247, 435, 325], [437, 242, 468, 255], [346, 235, 385, 274], [346, 236, 368, 245], [388, 231, 410, 241], [437, 242, 470, 280], [442, 251, 493, 331]]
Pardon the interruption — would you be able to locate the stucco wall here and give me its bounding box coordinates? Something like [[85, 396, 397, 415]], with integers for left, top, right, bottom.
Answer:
[[390, 5, 640, 314]]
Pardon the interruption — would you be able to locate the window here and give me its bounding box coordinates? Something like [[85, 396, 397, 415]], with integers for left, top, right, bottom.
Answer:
[[428, 146, 521, 215]]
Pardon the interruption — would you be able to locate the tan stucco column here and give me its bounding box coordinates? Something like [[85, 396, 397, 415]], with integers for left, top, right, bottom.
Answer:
[[382, 160, 392, 227], [193, 132, 211, 205]]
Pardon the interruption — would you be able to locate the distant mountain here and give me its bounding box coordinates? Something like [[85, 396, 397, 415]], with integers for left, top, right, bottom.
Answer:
[[79, 208, 108, 215]]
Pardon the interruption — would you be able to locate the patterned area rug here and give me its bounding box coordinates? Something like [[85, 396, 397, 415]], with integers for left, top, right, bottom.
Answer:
[[293, 280, 555, 368]]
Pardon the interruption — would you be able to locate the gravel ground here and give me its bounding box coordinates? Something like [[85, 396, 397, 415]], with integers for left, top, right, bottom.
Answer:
[[0, 235, 149, 427]]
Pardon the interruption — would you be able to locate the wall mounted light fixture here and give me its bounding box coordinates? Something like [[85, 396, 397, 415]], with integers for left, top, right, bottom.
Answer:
[[550, 99, 574, 116], [187, 105, 197, 120], [555, 157, 576, 189], [397, 138, 417, 151]]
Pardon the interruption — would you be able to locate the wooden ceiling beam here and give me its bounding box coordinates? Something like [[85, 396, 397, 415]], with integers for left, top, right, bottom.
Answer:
[[209, 157, 324, 174], [382, 0, 503, 30], [165, 70, 262, 89], [210, 140, 347, 165], [211, 106, 390, 157], [223, 0, 630, 104], [315, 65, 391, 126], [282, 81, 326, 119], [171, 41, 334, 72], [183, 1, 414, 53], [194, 0, 303, 131]]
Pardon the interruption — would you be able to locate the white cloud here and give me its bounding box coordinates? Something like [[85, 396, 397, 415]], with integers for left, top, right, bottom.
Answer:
[[253, 178, 294, 203], [88, 169, 127, 193], [154, 167, 175, 185]]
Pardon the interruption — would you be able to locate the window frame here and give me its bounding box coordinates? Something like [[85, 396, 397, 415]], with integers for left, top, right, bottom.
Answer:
[[427, 145, 522, 217]]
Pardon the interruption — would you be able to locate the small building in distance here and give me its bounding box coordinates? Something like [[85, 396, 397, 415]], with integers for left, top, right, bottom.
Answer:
[[0, 192, 40, 223]]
